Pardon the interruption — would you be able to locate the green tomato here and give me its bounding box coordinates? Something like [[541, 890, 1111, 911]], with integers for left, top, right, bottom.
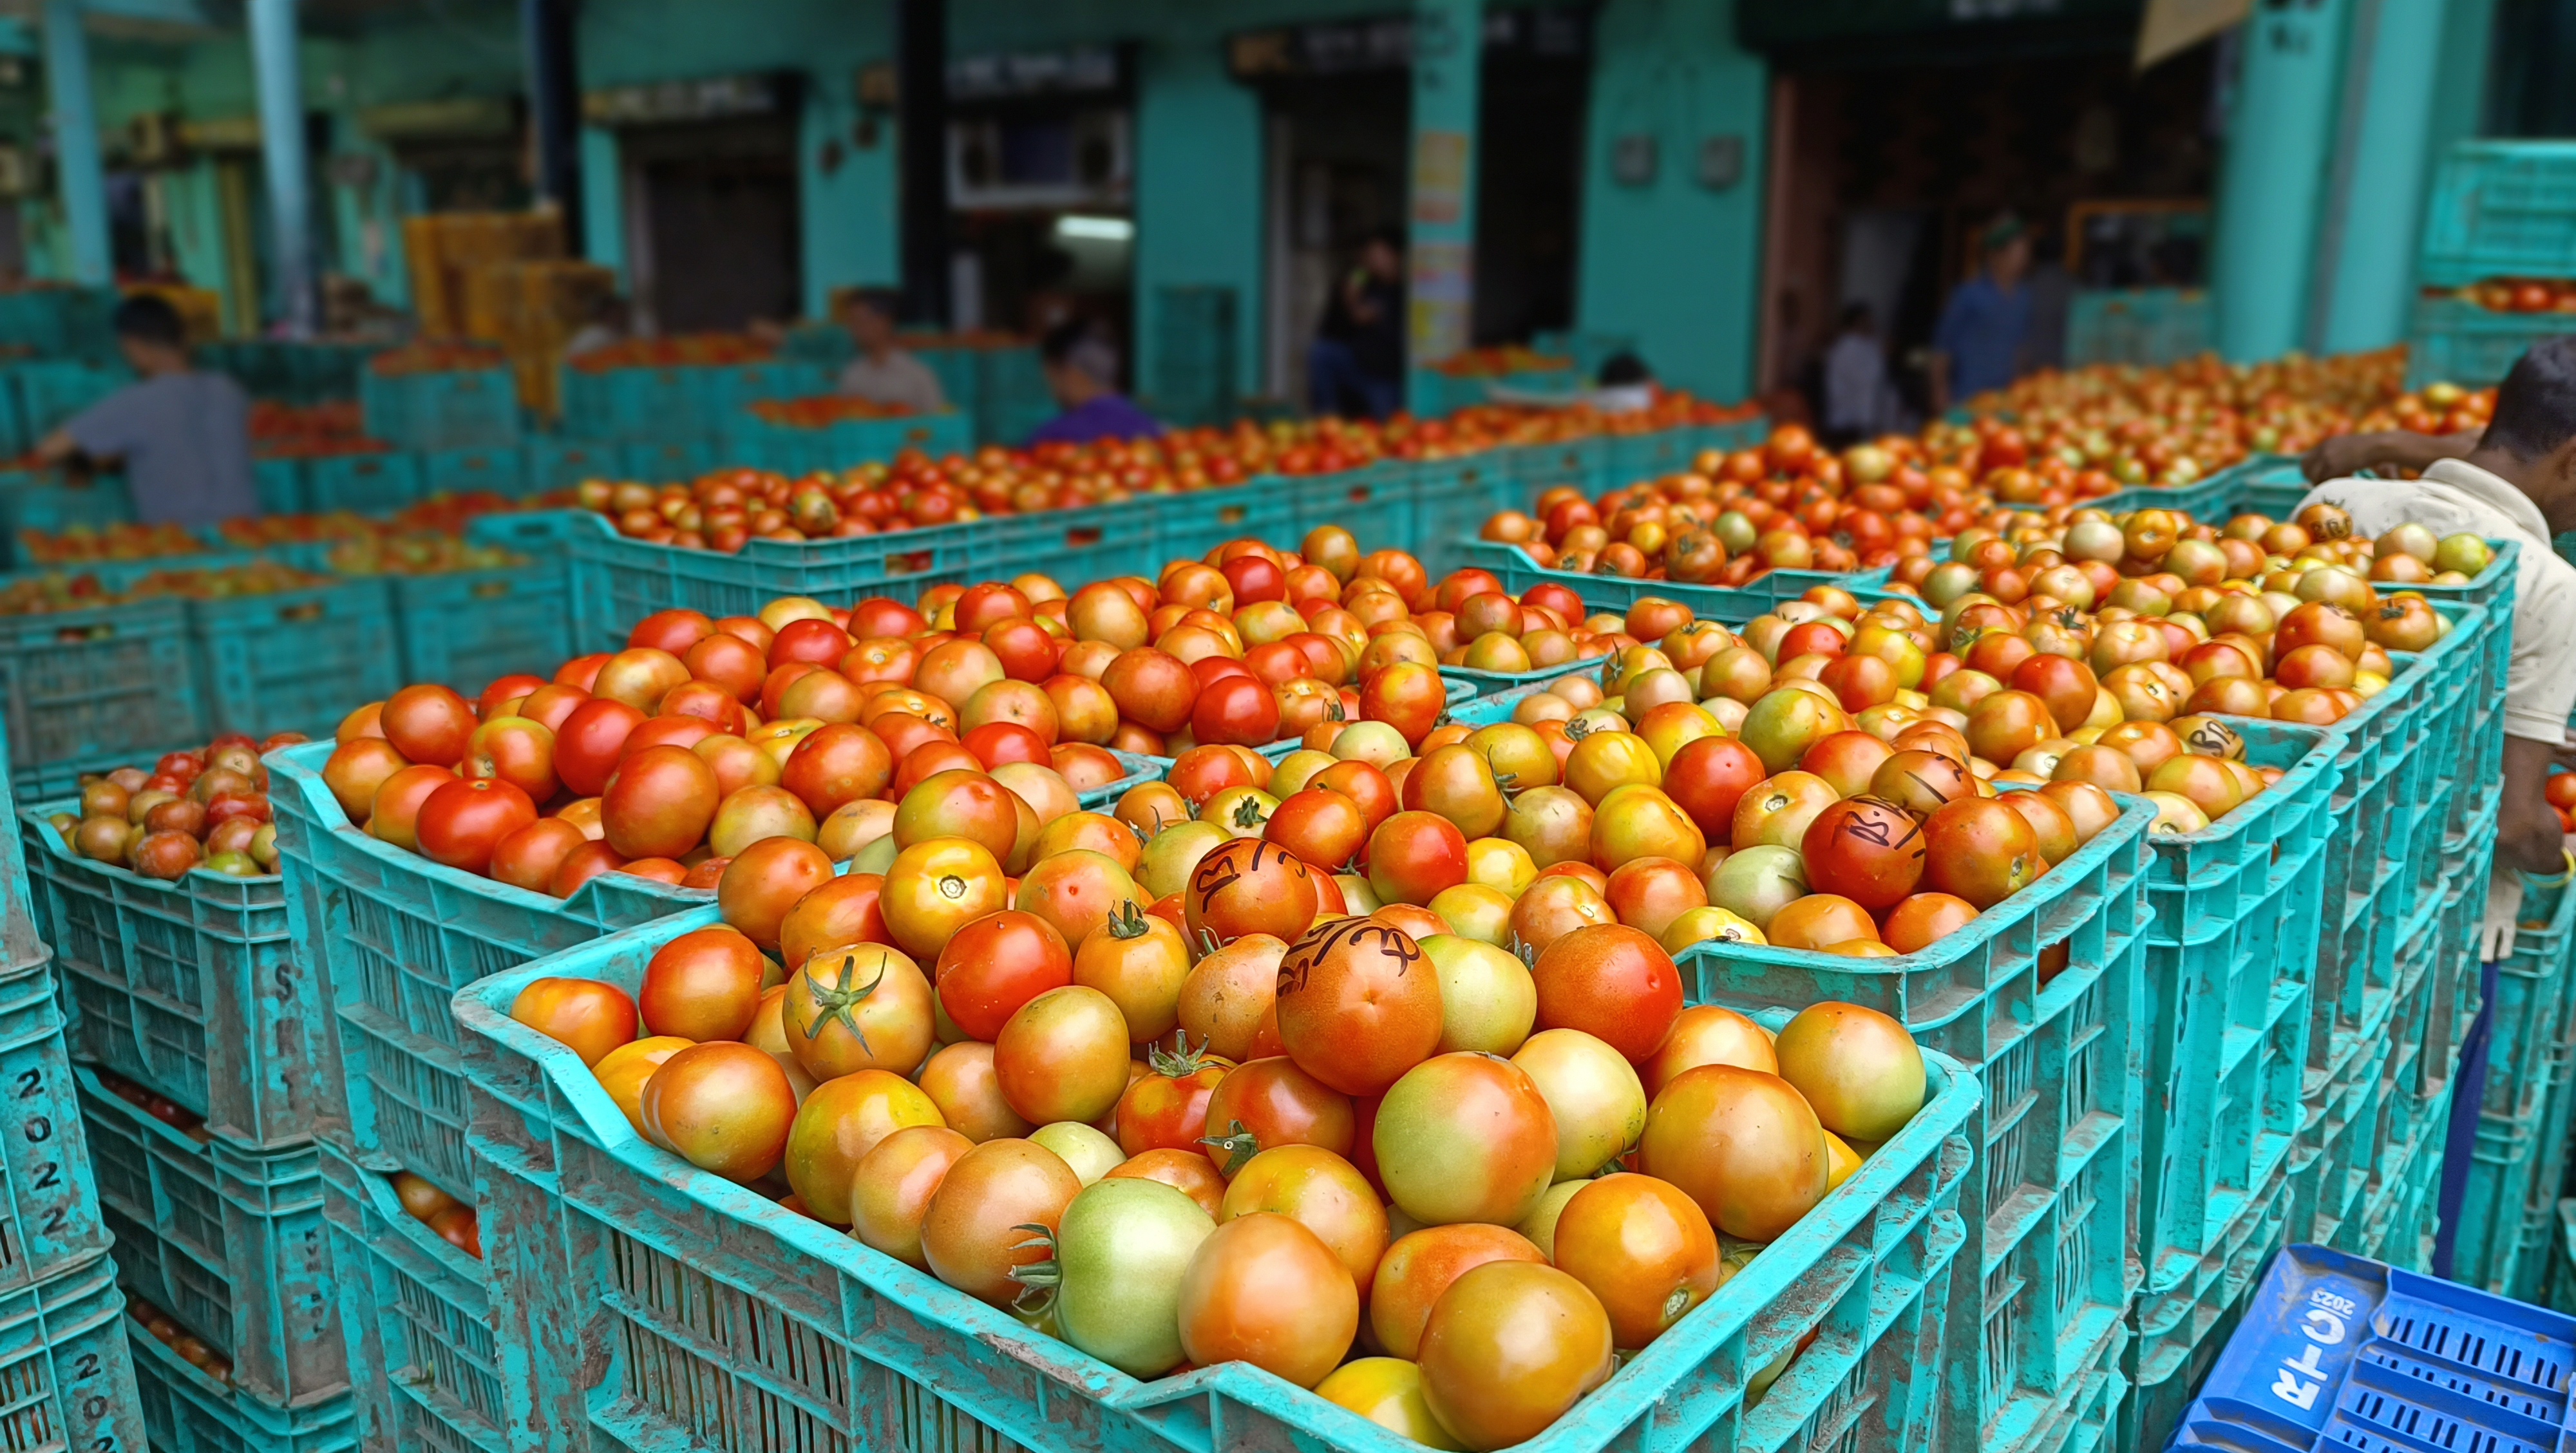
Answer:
[[1025, 1177, 1213, 1378]]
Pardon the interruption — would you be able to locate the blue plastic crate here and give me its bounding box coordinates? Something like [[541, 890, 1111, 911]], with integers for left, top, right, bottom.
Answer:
[[2418, 139, 2576, 288], [417, 445, 526, 500], [0, 595, 205, 794], [389, 564, 571, 702], [2174, 1242, 2576, 1452], [73, 1068, 343, 1409], [556, 508, 994, 656], [522, 437, 623, 494], [303, 453, 421, 517], [359, 366, 520, 452], [18, 810, 310, 1149], [457, 922, 1975, 1453], [2121, 1159, 2299, 1453], [2407, 296, 2571, 388], [0, 969, 118, 1295], [315, 1144, 503, 1453], [127, 1320, 354, 1453], [267, 741, 710, 1197], [0, 1253, 148, 1453], [187, 578, 401, 740]]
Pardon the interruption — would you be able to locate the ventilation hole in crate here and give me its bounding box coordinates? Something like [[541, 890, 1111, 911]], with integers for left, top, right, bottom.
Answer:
[[1980, 1262, 2027, 1421], [893, 1376, 1021, 1453], [2053, 1155, 2101, 1323]]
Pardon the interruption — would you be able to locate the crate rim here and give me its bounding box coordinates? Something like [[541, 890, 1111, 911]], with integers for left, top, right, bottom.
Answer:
[[21, 800, 283, 886], [457, 909, 1980, 1452]]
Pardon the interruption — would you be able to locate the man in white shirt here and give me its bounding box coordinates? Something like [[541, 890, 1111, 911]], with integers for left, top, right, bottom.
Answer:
[[1823, 303, 1901, 444], [836, 289, 947, 415], [2300, 335, 2576, 1276]]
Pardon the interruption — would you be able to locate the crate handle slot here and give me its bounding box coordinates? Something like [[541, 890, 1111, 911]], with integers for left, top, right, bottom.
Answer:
[[279, 602, 325, 623], [1220, 506, 1247, 525], [1347, 486, 1374, 504], [1065, 527, 1102, 548], [891, 551, 934, 575], [471, 580, 513, 600]]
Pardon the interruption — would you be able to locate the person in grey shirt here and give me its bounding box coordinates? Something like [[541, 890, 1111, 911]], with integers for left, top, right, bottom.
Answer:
[[38, 294, 258, 525], [836, 288, 947, 415]]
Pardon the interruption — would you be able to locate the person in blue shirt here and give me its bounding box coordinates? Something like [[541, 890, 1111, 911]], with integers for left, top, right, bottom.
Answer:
[[1027, 319, 1163, 447], [38, 294, 257, 524], [1929, 214, 2034, 415]]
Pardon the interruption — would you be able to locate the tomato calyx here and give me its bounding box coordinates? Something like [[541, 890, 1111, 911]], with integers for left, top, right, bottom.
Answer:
[[1228, 796, 1267, 831], [1564, 717, 1596, 741], [803, 953, 889, 1053], [1104, 899, 1153, 940], [1146, 1032, 1227, 1080], [1504, 932, 1539, 968], [1199, 1118, 1263, 1177], [1003, 1222, 1063, 1315]]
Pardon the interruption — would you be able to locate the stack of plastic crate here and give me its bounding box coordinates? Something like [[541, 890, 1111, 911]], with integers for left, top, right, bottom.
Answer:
[[0, 729, 162, 1452]]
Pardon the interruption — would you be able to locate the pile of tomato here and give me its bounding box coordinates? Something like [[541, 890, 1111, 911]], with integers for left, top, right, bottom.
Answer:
[[2457, 278, 2576, 314], [367, 342, 507, 377], [564, 334, 775, 372], [748, 395, 928, 428], [1426, 346, 1575, 379], [15, 522, 215, 566], [95, 1070, 240, 1382], [18, 493, 543, 572], [1477, 423, 2058, 588], [1964, 348, 2411, 479], [45, 736, 297, 880], [387, 1170, 481, 1258], [2351, 381, 2498, 440], [506, 790, 1933, 1447]]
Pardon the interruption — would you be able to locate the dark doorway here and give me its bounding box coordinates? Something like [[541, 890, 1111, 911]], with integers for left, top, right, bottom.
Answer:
[[1473, 33, 1589, 347], [627, 119, 801, 334], [1261, 72, 1409, 404]]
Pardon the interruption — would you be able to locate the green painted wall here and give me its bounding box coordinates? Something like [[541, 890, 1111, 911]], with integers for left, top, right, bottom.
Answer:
[[1575, 0, 1766, 402]]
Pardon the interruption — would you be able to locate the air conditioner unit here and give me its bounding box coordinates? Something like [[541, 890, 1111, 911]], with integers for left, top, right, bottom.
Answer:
[[947, 107, 1130, 211]]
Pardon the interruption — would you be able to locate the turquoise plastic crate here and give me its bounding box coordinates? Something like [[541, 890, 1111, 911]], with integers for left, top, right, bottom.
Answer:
[[2137, 721, 2338, 1296], [188, 578, 401, 740], [389, 564, 571, 702], [975, 346, 1054, 446], [0, 475, 139, 556], [522, 437, 622, 493], [73, 1068, 343, 1408], [2117, 1155, 2297, 1453], [457, 922, 1974, 1453], [0, 287, 117, 361], [558, 364, 708, 443], [315, 1144, 502, 1453], [989, 499, 1160, 586], [1154, 478, 1303, 565], [1508, 436, 1610, 499], [2407, 296, 2570, 388], [1412, 454, 1522, 581], [268, 740, 710, 1197], [15, 361, 129, 435], [697, 359, 835, 422], [19, 809, 311, 1149], [128, 1318, 354, 1453], [359, 366, 519, 453], [2063, 289, 2213, 368], [251, 457, 305, 516], [556, 508, 994, 656], [0, 969, 118, 1295], [618, 437, 717, 484], [2418, 139, 2576, 287], [0, 1253, 148, 1453], [1676, 798, 2151, 1452], [0, 732, 39, 969], [724, 410, 971, 477], [302, 452, 419, 517], [1459, 538, 1897, 620], [0, 596, 206, 795], [417, 445, 525, 500]]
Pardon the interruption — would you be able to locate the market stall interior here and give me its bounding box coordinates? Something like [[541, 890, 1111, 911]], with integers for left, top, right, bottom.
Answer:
[[0, 0, 2573, 1451]]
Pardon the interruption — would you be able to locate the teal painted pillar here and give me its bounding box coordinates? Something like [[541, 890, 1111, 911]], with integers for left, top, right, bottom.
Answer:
[[1132, 37, 1263, 407], [580, 126, 624, 282], [1406, 0, 1482, 406], [41, 0, 108, 287], [2211, 0, 2357, 361], [2318, 0, 2445, 351], [247, 0, 314, 336]]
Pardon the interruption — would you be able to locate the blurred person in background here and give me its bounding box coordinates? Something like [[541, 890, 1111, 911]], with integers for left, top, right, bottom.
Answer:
[[1030, 319, 1162, 446], [2299, 335, 2576, 1278], [837, 289, 947, 414], [1929, 214, 2032, 415], [1309, 226, 1406, 419], [2020, 224, 2072, 375], [564, 294, 631, 360], [1823, 303, 1903, 445], [37, 293, 254, 524]]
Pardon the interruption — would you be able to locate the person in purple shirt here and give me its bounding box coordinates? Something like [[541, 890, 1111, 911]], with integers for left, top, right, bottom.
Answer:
[[1027, 319, 1163, 447]]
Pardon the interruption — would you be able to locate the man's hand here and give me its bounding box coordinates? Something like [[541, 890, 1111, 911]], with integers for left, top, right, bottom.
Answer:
[[2299, 429, 2477, 483], [2482, 871, 2526, 962]]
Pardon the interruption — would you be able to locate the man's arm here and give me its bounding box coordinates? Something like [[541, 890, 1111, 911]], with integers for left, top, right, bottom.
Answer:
[[2501, 736, 2567, 875], [2300, 429, 2478, 483]]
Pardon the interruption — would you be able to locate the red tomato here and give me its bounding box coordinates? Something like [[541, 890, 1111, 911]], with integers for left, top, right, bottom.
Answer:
[[933, 911, 1074, 1042], [1530, 924, 1682, 1062], [1274, 918, 1443, 1097], [414, 777, 538, 875]]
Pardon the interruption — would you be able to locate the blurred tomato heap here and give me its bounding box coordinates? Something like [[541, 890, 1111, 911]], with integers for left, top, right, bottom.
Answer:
[[2456, 278, 2576, 315], [15, 495, 545, 585], [1478, 423, 2033, 586], [46, 735, 298, 880], [1427, 345, 1575, 378], [16, 521, 214, 565], [510, 784, 1933, 1446], [388, 1170, 481, 1259], [248, 400, 366, 448], [578, 399, 1758, 552], [748, 395, 925, 427], [1963, 348, 2410, 480], [367, 341, 507, 377], [565, 334, 775, 372], [2350, 379, 2497, 439], [2546, 773, 2576, 833]]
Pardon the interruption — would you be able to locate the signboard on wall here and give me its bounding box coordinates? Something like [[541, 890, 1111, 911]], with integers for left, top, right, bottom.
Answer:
[[1737, 0, 2141, 53], [583, 71, 796, 128], [1226, 6, 1588, 81]]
